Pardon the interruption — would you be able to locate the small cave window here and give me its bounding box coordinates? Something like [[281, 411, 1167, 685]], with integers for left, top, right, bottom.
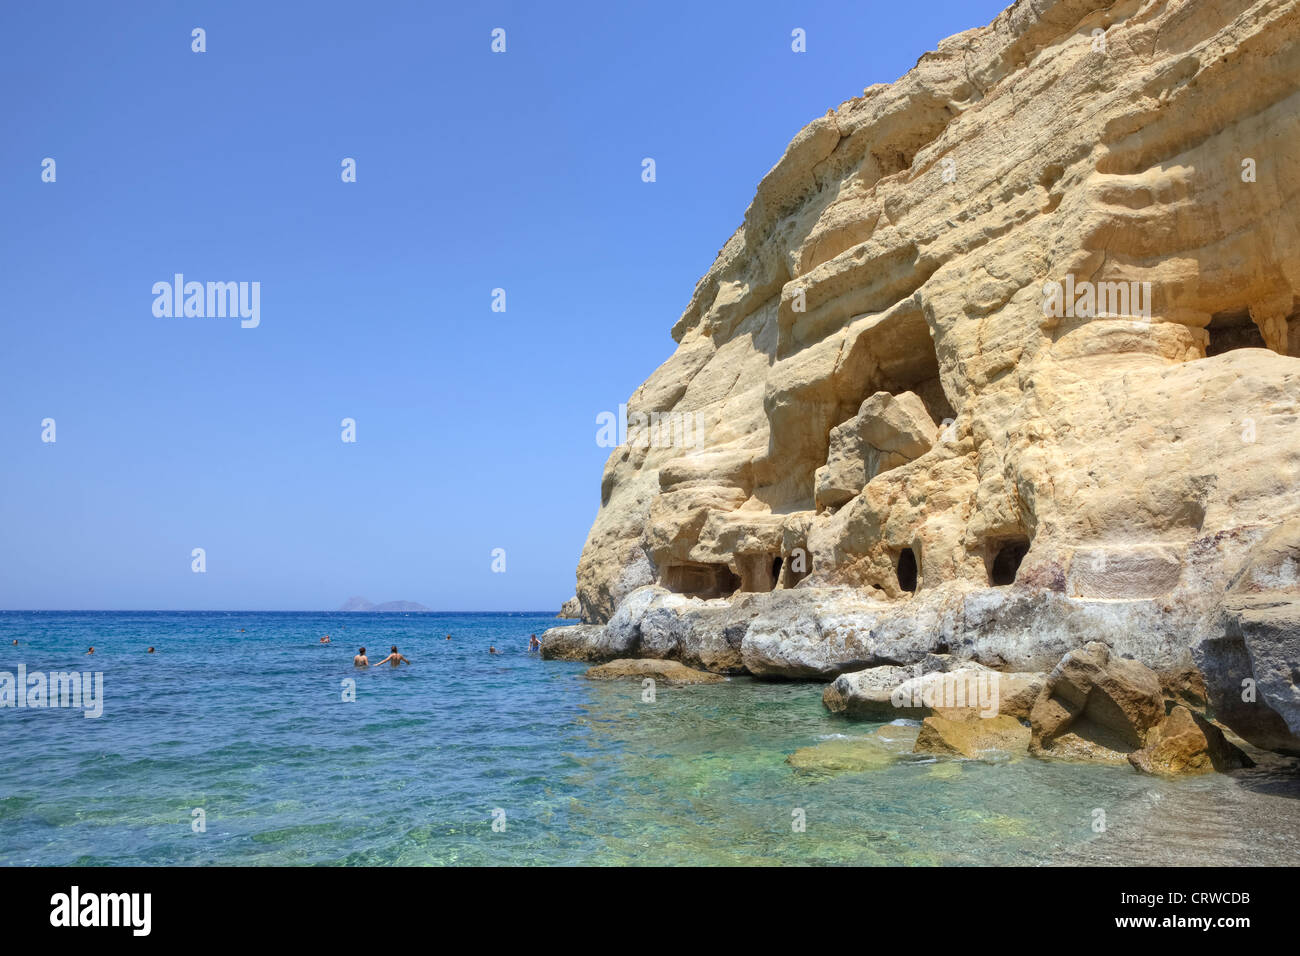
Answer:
[[895, 548, 918, 593], [988, 538, 1030, 586], [771, 556, 783, 588]]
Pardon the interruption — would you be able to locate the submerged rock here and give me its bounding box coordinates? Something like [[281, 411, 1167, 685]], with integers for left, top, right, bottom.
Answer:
[[787, 738, 898, 774], [582, 658, 725, 685], [787, 723, 920, 774], [914, 714, 1031, 760]]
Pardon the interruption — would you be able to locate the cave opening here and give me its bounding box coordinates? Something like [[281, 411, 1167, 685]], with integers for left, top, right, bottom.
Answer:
[[988, 538, 1030, 586], [895, 548, 918, 593], [782, 548, 809, 589], [661, 562, 739, 599], [1205, 310, 1267, 356], [771, 556, 783, 588]]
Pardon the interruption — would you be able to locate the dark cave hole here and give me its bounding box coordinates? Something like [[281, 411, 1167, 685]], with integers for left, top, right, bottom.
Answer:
[[989, 538, 1029, 586], [1205, 310, 1267, 356], [896, 548, 918, 593]]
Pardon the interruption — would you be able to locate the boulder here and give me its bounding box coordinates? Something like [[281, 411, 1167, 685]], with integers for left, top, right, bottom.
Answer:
[[537, 624, 618, 663], [822, 664, 920, 717], [1029, 643, 1165, 764], [1127, 705, 1253, 776], [824, 655, 1043, 722], [814, 391, 937, 511]]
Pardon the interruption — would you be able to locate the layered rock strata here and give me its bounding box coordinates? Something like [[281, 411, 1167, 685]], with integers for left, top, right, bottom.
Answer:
[[553, 0, 1300, 756]]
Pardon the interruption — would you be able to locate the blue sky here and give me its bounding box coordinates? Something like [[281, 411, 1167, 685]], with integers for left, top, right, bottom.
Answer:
[[0, 0, 1009, 610]]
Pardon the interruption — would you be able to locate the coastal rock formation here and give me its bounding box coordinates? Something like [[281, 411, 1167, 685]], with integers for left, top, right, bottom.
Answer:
[[1194, 517, 1300, 754], [559, 0, 1300, 756]]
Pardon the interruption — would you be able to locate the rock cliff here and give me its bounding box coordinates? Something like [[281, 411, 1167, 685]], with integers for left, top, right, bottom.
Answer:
[[559, 0, 1300, 755]]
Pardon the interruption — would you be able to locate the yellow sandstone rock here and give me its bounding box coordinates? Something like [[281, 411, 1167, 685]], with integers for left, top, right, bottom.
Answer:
[[557, 0, 1300, 757]]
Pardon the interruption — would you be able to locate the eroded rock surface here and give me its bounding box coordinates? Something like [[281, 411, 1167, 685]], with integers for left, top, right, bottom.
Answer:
[[561, 0, 1300, 756]]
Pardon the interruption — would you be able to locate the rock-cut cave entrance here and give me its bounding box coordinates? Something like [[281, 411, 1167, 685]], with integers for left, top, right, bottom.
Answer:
[[895, 548, 918, 593], [1205, 310, 1268, 356], [987, 537, 1030, 586], [1204, 305, 1300, 358], [661, 562, 739, 599]]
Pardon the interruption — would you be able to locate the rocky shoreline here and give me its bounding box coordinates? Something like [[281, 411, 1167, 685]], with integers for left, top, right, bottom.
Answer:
[[551, 0, 1300, 777], [546, 619, 1260, 778]]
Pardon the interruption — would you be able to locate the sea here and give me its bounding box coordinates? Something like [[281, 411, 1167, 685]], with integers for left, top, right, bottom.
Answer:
[[1, 610, 1297, 866]]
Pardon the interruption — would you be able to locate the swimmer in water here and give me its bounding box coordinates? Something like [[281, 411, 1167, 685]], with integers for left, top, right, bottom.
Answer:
[[445, 634, 451, 640], [147, 647, 155, 654], [10, 640, 16, 646], [320, 636, 331, 644], [372, 645, 410, 667], [354, 646, 369, 666], [86, 647, 94, 655], [489, 646, 499, 655], [528, 634, 540, 652]]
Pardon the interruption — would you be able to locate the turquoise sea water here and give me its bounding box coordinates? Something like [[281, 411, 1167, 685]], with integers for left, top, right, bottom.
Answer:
[[1, 611, 1297, 866]]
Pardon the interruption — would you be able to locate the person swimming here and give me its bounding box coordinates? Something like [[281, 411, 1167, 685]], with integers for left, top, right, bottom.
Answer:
[[147, 647, 155, 654], [320, 635, 331, 644], [528, 634, 540, 652], [10, 640, 16, 646], [86, 647, 94, 655], [445, 634, 451, 640], [489, 646, 499, 654], [372, 645, 410, 667], [354, 646, 369, 666]]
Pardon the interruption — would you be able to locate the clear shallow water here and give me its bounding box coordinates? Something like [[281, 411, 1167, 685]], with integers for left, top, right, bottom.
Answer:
[[1, 611, 1297, 866]]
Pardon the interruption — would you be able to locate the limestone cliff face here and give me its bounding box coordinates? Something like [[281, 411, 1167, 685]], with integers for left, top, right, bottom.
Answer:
[[568, 0, 1300, 751]]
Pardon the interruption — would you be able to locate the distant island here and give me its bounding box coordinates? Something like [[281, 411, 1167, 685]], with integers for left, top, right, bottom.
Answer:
[[337, 596, 431, 612]]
